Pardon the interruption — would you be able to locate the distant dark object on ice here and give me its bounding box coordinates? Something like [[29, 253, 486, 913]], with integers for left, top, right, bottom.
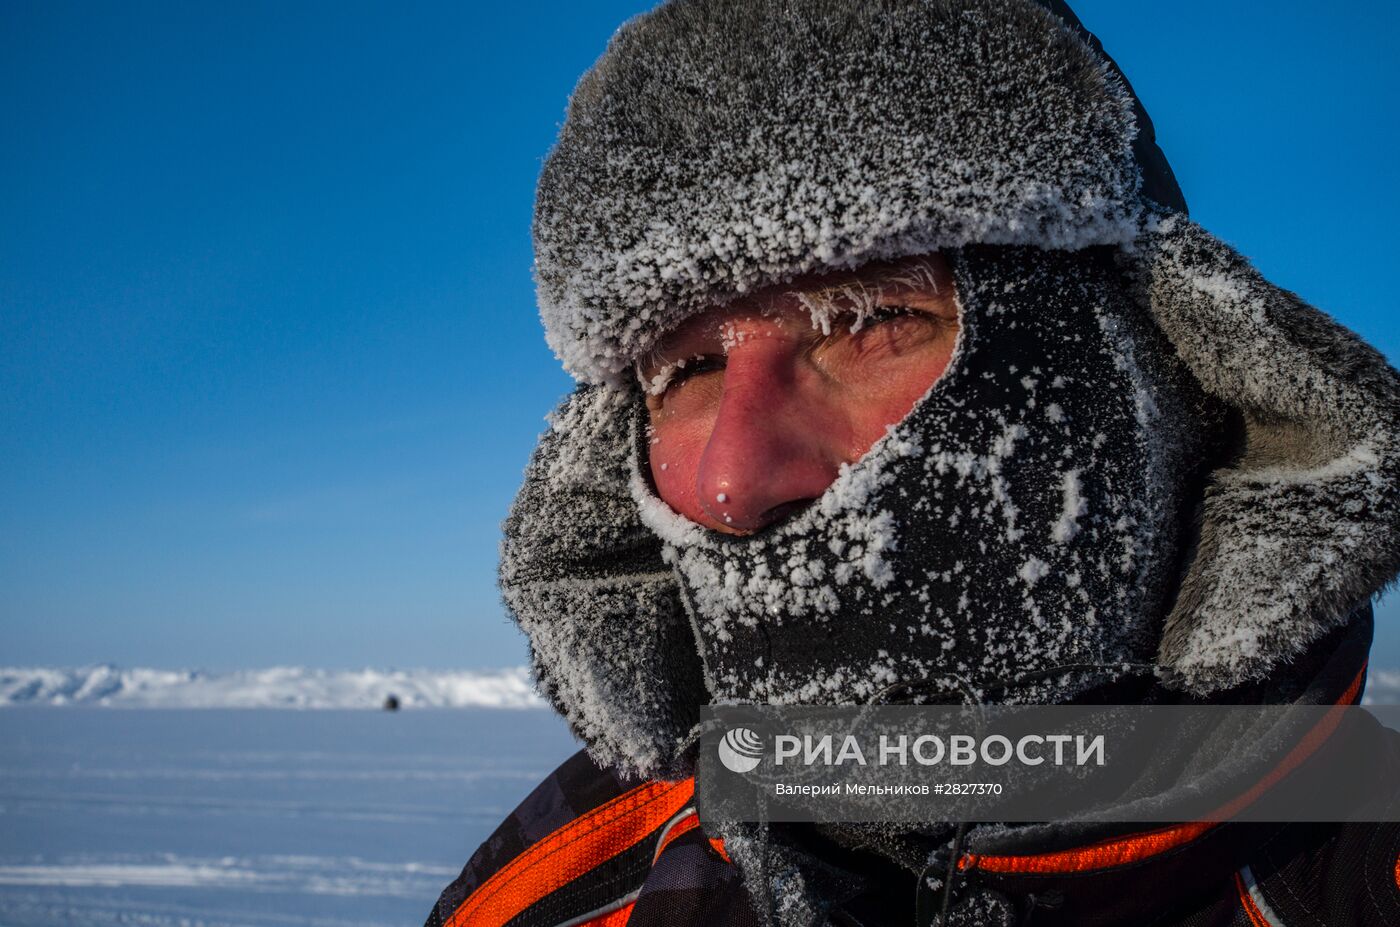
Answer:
[[383, 694, 400, 712]]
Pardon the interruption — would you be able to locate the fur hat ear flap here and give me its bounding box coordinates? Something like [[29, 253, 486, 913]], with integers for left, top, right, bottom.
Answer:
[[1122, 214, 1400, 692], [500, 386, 705, 779]]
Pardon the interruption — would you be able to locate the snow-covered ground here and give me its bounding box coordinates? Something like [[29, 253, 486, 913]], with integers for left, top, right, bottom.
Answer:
[[3, 663, 1396, 708], [0, 667, 1395, 927], [0, 665, 543, 709], [0, 707, 578, 927]]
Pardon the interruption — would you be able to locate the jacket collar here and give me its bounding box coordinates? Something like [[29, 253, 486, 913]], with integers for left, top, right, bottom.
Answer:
[[942, 620, 1375, 924]]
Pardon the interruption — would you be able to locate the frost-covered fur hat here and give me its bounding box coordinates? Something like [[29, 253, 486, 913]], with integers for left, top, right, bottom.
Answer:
[[534, 0, 1182, 384], [507, 0, 1400, 779]]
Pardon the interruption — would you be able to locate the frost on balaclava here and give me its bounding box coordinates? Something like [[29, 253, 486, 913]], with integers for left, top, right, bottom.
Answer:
[[632, 245, 1222, 707]]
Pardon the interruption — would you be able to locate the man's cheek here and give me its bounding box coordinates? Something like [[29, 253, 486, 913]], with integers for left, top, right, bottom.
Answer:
[[851, 349, 958, 448], [649, 426, 712, 524], [652, 460, 703, 523]]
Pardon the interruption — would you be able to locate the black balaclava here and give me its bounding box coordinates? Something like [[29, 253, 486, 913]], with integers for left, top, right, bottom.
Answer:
[[632, 245, 1221, 708]]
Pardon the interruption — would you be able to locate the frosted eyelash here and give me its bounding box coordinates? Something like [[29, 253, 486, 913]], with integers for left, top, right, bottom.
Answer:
[[639, 355, 696, 396], [789, 263, 943, 336]]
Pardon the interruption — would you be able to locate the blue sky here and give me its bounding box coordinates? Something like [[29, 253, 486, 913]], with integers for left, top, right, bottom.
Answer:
[[2, 0, 1397, 672]]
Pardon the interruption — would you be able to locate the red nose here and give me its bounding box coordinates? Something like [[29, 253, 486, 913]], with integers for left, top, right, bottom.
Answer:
[[694, 339, 843, 532]]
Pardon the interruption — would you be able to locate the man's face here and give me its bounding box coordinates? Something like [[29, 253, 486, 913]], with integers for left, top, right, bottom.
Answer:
[[638, 253, 961, 535]]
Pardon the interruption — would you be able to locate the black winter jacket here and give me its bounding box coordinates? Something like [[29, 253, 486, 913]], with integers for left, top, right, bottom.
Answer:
[[426, 624, 1400, 927]]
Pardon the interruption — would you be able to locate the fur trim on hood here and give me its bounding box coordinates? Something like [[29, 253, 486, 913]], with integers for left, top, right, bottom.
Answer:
[[1125, 213, 1400, 691]]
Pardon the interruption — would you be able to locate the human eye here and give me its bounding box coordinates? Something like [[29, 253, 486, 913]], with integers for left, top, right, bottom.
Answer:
[[640, 354, 725, 400], [828, 303, 937, 345], [808, 303, 948, 373], [853, 304, 919, 331]]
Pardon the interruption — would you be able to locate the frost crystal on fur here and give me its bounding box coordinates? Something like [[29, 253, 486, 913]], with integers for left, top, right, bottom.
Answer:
[[534, 0, 1146, 383], [498, 387, 704, 778], [1123, 215, 1400, 691]]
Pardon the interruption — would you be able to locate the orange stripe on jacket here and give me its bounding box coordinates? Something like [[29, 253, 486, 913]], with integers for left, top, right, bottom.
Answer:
[[962, 665, 1366, 877], [1206, 662, 1366, 821], [445, 778, 694, 927], [653, 811, 702, 862], [1234, 870, 1271, 927], [652, 809, 732, 867], [961, 820, 1217, 875]]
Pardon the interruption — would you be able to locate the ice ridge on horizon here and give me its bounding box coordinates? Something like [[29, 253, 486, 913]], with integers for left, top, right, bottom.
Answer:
[[2, 664, 1395, 708], [0, 664, 545, 709]]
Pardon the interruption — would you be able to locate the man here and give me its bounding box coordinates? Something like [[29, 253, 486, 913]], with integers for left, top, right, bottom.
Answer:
[[426, 0, 1400, 924]]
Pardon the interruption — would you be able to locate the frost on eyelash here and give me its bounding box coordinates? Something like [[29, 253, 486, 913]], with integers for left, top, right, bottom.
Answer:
[[637, 262, 949, 394], [639, 355, 693, 396], [638, 326, 767, 397], [791, 262, 947, 336]]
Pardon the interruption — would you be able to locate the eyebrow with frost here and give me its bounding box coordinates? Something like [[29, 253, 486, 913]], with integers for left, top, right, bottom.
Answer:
[[637, 253, 961, 536]]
